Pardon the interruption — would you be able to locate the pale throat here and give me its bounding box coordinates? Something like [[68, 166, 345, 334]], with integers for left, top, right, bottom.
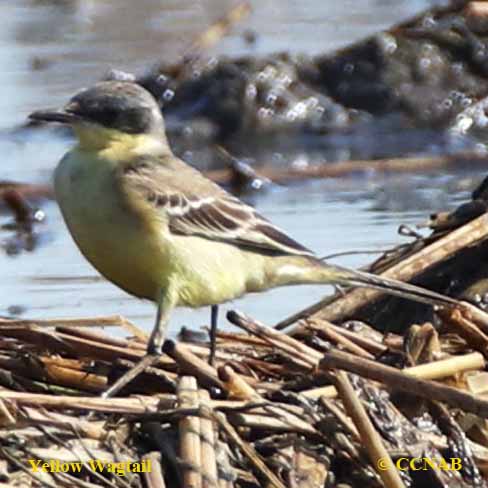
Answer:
[[72, 123, 170, 161]]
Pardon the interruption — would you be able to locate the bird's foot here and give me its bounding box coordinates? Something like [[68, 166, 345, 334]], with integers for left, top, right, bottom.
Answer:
[[100, 352, 161, 399], [147, 328, 164, 355], [147, 341, 163, 355]]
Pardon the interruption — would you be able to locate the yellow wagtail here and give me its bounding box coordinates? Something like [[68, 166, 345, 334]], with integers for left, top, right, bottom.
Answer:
[[30, 81, 456, 360]]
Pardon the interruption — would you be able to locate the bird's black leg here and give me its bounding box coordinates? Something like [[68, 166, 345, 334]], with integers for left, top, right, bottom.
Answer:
[[208, 304, 219, 366]]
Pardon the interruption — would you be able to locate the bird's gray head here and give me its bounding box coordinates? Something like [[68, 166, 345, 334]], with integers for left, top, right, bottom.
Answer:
[[30, 81, 165, 135]]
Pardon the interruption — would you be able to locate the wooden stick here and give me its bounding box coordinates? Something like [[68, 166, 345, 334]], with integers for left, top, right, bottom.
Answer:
[[178, 377, 202, 488], [218, 365, 261, 400], [227, 411, 317, 435], [206, 152, 488, 186], [0, 314, 138, 331], [214, 411, 286, 488], [0, 390, 260, 413], [128, 401, 306, 425], [0, 399, 15, 426], [0, 316, 117, 327], [325, 323, 388, 355], [459, 301, 488, 335], [36, 355, 94, 371], [334, 371, 406, 488], [440, 307, 488, 356], [19, 407, 106, 440], [227, 311, 320, 368], [405, 351, 485, 379], [164, 341, 224, 390], [0, 355, 107, 393], [143, 451, 166, 488], [0, 366, 58, 394], [307, 320, 374, 359], [56, 326, 146, 350], [465, 2, 488, 20], [182, 342, 229, 363], [199, 390, 219, 488], [320, 350, 488, 418], [319, 396, 360, 440], [0, 391, 176, 414], [303, 351, 484, 399], [301, 384, 338, 400], [0, 325, 76, 354], [0, 325, 175, 368]]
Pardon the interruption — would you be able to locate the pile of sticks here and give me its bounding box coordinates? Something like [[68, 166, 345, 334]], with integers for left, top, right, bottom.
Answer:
[[2, 214, 488, 487]]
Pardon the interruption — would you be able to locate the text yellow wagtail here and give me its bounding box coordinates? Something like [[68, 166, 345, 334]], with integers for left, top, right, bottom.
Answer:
[[30, 81, 456, 358]]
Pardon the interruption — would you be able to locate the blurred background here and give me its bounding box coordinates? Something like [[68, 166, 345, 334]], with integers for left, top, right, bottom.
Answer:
[[1, 0, 481, 335]]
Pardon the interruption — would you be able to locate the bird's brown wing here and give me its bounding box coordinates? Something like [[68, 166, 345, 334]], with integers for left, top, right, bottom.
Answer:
[[119, 155, 313, 256]]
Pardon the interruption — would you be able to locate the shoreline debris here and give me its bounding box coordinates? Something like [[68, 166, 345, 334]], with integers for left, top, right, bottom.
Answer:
[[1, 202, 488, 486]]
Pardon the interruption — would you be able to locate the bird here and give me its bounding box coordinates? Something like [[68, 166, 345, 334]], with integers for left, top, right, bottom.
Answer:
[[30, 81, 456, 390]]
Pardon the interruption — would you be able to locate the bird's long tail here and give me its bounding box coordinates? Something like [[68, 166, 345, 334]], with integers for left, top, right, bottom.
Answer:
[[322, 262, 457, 308]]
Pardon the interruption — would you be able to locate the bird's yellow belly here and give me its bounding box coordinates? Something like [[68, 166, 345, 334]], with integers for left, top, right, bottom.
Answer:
[[71, 218, 167, 301], [55, 152, 169, 301], [170, 235, 268, 308]]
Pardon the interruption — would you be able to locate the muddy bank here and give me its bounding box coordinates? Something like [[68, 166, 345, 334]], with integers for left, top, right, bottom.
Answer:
[[106, 0, 486, 166]]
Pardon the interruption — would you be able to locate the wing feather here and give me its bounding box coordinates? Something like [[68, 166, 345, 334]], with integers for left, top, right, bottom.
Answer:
[[120, 156, 313, 257]]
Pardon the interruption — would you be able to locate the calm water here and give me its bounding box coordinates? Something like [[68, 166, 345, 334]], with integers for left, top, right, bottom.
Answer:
[[1, 0, 478, 337]]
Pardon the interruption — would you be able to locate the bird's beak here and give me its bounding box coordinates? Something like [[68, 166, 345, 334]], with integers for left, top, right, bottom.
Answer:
[[29, 102, 82, 124]]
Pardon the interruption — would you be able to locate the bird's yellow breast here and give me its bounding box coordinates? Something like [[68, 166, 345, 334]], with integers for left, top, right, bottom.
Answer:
[[54, 147, 171, 300], [54, 130, 281, 309]]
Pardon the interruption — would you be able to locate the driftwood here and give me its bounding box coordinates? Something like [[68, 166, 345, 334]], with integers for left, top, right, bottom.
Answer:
[[333, 371, 406, 488], [207, 152, 488, 186]]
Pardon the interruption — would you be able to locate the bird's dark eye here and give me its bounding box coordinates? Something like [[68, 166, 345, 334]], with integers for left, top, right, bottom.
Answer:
[[95, 107, 118, 127], [82, 106, 151, 133]]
